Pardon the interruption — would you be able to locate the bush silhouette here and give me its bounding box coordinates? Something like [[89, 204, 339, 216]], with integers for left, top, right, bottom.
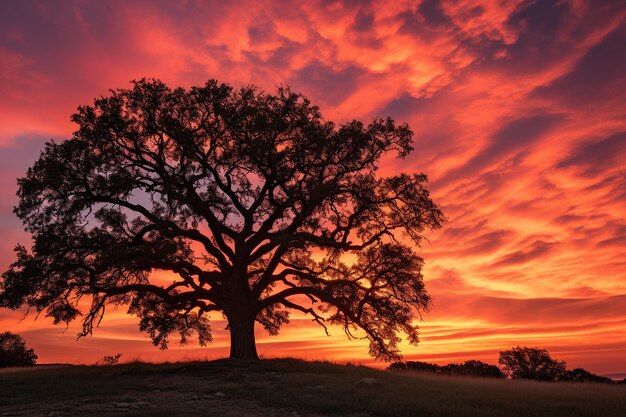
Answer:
[[441, 360, 504, 378], [392, 350, 617, 383], [389, 359, 503, 378], [561, 368, 614, 384], [0, 331, 37, 367], [389, 360, 440, 373], [101, 353, 122, 366]]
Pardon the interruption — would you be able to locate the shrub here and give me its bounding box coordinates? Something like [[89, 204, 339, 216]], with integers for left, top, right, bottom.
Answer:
[[404, 361, 441, 373], [441, 360, 504, 378], [388, 361, 440, 373], [388, 362, 409, 371], [389, 360, 503, 378], [101, 353, 122, 365], [560, 368, 614, 384]]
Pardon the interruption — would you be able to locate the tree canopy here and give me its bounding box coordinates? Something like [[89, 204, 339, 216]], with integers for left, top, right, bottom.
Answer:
[[561, 368, 614, 384], [498, 346, 567, 381], [389, 359, 503, 378], [0, 79, 444, 360], [0, 332, 38, 367]]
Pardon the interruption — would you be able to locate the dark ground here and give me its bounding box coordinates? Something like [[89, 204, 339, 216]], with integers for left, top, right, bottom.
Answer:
[[1, 359, 624, 416]]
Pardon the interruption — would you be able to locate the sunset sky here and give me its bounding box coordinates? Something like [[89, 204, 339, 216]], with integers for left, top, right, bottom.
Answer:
[[1, 0, 625, 377]]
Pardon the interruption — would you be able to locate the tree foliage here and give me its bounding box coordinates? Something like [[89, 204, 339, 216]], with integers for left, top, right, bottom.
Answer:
[[388, 360, 503, 378], [388, 360, 440, 373], [498, 346, 567, 381], [0, 79, 444, 360], [392, 350, 618, 383], [561, 368, 614, 384], [0, 332, 38, 367], [440, 360, 504, 378]]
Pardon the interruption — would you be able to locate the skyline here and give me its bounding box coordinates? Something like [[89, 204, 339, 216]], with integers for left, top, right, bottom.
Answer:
[[1, 0, 625, 377]]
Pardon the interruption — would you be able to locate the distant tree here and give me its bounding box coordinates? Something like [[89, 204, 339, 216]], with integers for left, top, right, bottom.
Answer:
[[560, 368, 614, 384], [441, 360, 504, 378], [388, 362, 409, 371], [498, 347, 566, 381], [0, 332, 37, 367], [390, 359, 503, 378], [388, 360, 440, 373], [0, 79, 444, 361]]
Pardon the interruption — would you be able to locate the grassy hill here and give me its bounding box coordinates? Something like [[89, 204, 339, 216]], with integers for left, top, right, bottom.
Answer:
[[1, 359, 624, 416]]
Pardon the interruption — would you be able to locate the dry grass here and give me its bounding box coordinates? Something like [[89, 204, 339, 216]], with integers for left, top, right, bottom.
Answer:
[[0, 358, 624, 416]]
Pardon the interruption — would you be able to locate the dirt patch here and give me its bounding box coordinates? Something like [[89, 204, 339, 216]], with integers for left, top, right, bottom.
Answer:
[[0, 366, 333, 417]]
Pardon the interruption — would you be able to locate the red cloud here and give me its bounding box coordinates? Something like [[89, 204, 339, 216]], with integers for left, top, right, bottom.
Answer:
[[1, 0, 625, 376]]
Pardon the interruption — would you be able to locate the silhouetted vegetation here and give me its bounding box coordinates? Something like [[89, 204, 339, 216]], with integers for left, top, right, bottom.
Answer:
[[441, 360, 504, 378], [0, 331, 37, 367], [100, 353, 122, 366], [498, 346, 567, 381], [388, 360, 440, 373], [0, 78, 444, 361], [391, 348, 620, 384], [389, 360, 503, 378], [561, 368, 615, 384], [497, 346, 621, 384]]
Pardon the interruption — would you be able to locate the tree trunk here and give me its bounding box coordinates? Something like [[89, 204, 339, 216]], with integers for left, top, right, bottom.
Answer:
[[227, 312, 259, 360]]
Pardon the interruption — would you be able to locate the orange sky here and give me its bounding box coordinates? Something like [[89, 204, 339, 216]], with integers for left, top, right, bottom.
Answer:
[[1, 0, 625, 377]]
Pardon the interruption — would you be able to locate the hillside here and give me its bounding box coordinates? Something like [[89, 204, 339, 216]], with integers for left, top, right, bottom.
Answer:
[[0, 359, 624, 417]]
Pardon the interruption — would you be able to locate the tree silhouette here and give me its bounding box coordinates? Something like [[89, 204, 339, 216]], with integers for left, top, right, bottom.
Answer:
[[498, 346, 566, 381], [389, 359, 504, 378], [441, 360, 504, 378], [561, 368, 614, 384], [388, 360, 440, 373], [0, 79, 444, 360], [0, 332, 38, 367]]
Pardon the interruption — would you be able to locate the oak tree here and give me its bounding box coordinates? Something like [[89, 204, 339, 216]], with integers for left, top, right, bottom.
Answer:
[[498, 346, 567, 381], [0, 79, 444, 360]]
